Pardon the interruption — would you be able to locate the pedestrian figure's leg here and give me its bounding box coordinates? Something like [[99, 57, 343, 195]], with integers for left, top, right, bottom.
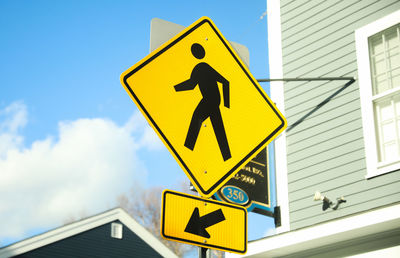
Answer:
[[210, 109, 231, 161], [184, 101, 208, 150]]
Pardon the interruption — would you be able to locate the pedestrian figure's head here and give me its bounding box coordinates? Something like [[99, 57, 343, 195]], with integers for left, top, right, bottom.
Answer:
[[191, 43, 205, 59]]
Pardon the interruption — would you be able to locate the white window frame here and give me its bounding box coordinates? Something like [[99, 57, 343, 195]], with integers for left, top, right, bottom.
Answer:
[[355, 10, 400, 178]]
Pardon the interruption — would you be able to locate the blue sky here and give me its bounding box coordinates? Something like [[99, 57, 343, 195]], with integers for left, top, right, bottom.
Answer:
[[0, 0, 276, 250]]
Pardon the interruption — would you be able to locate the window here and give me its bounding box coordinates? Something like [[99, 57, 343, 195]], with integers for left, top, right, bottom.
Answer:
[[111, 222, 123, 239], [356, 10, 400, 178], [371, 24, 400, 164]]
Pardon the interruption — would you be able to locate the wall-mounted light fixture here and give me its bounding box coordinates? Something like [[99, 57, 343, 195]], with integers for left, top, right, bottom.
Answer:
[[314, 191, 346, 211]]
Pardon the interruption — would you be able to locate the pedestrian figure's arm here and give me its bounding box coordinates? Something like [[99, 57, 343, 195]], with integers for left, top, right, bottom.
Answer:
[[212, 67, 230, 109], [174, 79, 196, 91], [217, 76, 229, 109], [223, 80, 229, 108]]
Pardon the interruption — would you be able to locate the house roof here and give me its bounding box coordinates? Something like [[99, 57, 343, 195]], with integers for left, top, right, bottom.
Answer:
[[0, 208, 178, 258]]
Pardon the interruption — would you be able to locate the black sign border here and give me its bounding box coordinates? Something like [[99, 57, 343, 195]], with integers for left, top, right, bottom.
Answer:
[[161, 190, 247, 254]]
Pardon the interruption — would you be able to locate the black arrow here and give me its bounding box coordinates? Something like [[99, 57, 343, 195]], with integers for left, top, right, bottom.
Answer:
[[184, 207, 225, 238]]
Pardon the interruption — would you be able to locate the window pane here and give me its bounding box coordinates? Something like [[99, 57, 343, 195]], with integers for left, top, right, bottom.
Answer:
[[388, 49, 400, 89], [369, 23, 400, 95], [372, 54, 386, 75], [370, 36, 383, 55], [379, 99, 394, 121], [388, 50, 400, 69], [388, 47, 400, 66], [385, 30, 398, 50], [375, 74, 389, 94], [396, 95, 400, 115], [382, 122, 396, 142], [378, 99, 395, 144], [383, 142, 399, 161], [391, 67, 400, 89], [398, 119, 400, 143], [374, 96, 400, 163]]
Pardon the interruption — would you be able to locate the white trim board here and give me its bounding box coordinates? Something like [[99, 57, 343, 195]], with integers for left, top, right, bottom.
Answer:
[[227, 203, 400, 257], [267, 0, 290, 234], [0, 208, 178, 258]]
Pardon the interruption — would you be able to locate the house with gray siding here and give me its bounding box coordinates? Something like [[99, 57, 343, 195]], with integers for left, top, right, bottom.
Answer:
[[0, 208, 178, 258], [228, 0, 400, 257]]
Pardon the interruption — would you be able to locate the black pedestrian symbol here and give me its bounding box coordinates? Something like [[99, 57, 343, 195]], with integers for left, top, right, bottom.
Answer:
[[174, 43, 231, 161]]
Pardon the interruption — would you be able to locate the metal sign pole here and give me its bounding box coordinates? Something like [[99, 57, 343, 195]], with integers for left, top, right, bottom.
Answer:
[[199, 247, 210, 258], [257, 77, 355, 82], [198, 188, 211, 258], [195, 188, 212, 258]]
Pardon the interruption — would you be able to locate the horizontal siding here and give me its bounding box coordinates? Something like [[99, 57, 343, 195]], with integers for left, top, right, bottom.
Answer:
[[287, 128, 364, 166], [286, 108, 361, 144], [281, 0, 350, 36], [288, 137, 365, 174], [282, 1, 370, 50], [285, 62, 357, 107], [284, 46, 356, 83], [280, 0, 400, 230], [286, 97, 361, 137], [290, 176, 400, 228], [281, 0, 325, 22], [290, 167, 366, 209], [288, 148, 366, 183], [290, 174, 400, 216], [283, 33, 356, 78], [282, 1, 399, 65], [288, 118, 362, 155], [289, 159, 366, 195], [286, 85, 360, 128]]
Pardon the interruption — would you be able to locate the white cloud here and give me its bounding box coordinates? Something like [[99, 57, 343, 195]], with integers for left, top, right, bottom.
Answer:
[[0, 101, 27, 133], [0, 101, 27, 158], [0, 101, 161, 240], [124, 111, 164, 151]]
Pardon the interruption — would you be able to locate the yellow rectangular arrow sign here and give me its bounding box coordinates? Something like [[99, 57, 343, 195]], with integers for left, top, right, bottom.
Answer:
[[161, 190, 247, 254]]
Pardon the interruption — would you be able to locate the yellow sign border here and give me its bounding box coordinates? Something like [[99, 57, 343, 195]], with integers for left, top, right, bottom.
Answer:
[[160, 189, 247, 254], [121, 17, 287, 197]]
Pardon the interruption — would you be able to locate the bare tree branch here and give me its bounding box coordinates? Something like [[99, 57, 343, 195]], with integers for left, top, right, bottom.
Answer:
[[117, 181, 194, 257]]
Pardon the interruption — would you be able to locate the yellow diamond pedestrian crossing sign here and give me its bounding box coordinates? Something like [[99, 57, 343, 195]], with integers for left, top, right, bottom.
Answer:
[[121, 17, 286, 198]]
